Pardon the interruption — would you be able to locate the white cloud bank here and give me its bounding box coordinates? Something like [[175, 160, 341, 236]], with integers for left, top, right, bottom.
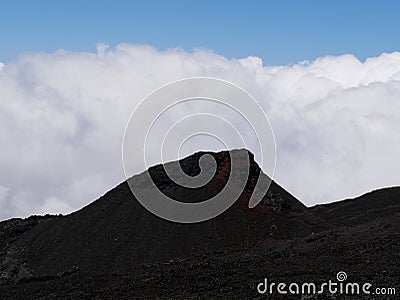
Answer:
[[0, 44, 400, 220]]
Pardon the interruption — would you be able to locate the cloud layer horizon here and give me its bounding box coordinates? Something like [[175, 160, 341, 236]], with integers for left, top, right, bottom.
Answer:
[[1, 44, 399, 220]]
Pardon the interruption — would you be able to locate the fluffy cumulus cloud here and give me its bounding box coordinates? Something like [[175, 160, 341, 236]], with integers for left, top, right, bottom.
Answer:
[[0, 44, 400, 220]]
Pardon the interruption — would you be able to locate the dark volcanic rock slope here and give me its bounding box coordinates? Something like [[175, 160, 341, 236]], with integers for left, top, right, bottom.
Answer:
[[1, 150, 400, 299], [9, 150, 323, 276], [1, 186, 399, 299]]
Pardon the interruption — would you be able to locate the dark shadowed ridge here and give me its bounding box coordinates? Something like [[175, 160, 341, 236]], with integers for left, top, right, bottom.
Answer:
[[310, 186, 400, 227]]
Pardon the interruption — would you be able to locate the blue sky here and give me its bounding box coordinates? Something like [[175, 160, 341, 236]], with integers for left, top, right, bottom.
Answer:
[[1, 0, 399, 65]]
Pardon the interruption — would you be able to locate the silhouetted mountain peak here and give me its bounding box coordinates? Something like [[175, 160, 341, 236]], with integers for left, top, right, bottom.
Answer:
[[4, 149, 323, 277]]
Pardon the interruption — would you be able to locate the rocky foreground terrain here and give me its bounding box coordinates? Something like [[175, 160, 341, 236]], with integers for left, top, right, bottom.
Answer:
[[0, 150, 399, 299]]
